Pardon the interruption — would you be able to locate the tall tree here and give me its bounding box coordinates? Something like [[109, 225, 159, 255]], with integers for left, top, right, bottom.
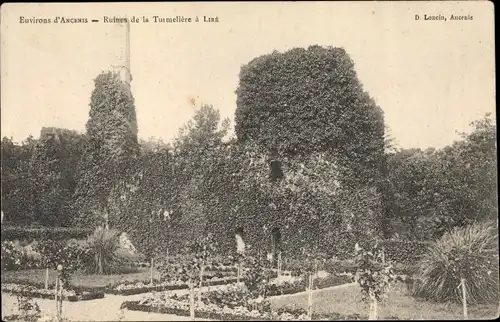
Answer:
[[73, 71, 139, 228], [1, 136, 37, 225], [170, 104, 230, 247], [387, 113, 497, 240], [29, 127, 84, 226], [437, 113, 497, 227], [121, 105, 230, 257]]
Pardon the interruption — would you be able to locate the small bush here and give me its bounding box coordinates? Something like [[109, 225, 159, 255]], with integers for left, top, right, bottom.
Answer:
[[1, 241, 42, 271], [2, 241, 24, 270], [34, 238, 91, 289], [411, 221, 499, 304]]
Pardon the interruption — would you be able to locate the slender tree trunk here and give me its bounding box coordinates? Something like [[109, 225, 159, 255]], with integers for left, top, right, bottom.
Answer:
[[58, 278, 63, 321], [461, 278, 468, 319], [97, 253, 103, 275], [55, 276, 63, 322], [54, 277, 59, 312], [307, 274, 313, 320], [150, 257, 154, 285], [45, 267, 49, 290], [104, 207, 109, 230], [189, 280, 195, 321], [368, 292, 378, 320], [277, 252, 282, 281], [198, 265, 204, 306], [237, 262, 241, 284]]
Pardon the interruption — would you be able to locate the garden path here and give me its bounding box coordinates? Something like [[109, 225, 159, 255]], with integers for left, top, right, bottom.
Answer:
[[1, 285, 228, 321]]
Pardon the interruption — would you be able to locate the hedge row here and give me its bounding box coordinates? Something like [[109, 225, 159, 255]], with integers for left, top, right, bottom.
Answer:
[[1, 226, 94, 242], [379, 240, 431, 264], [276, 240, 431, 269]]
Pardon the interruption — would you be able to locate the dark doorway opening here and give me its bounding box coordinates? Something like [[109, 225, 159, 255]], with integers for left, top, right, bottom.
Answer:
[[270, 160, 284, 182]]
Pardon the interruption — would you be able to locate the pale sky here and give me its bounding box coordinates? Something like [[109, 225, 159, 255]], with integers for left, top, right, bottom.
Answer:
[[1, 2, 495, 149]]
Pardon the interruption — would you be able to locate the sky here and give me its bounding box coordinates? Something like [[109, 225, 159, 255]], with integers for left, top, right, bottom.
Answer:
[[1, 2, 495, 150]]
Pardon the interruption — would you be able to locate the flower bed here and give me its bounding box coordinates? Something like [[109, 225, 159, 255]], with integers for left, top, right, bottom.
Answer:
[[121, 298, 366, 321], [1, 283, 104, 301], [149, 274, 356, 319], [106, 276, 240, 296], [165, 273, 353, 302], [120, 250, 365, 320]]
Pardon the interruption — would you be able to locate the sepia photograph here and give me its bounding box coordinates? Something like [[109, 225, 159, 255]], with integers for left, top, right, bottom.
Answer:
[[1, 1, 498, 321]]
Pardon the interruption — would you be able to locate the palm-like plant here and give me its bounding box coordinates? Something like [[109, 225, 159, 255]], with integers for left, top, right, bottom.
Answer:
[[411, 221, 499, 305], [87, 227, 122, 275]]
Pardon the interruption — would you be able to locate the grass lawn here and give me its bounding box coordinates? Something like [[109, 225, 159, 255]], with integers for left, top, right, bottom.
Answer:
[[269, 282, 499, 320], [1, 267, 154, 289]]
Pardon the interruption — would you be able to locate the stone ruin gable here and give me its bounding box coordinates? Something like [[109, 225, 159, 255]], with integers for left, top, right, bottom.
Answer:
[[210, 150, 348, 257]]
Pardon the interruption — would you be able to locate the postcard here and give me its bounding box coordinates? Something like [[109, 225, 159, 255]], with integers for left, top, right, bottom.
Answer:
[[1, 2, 497, 321]]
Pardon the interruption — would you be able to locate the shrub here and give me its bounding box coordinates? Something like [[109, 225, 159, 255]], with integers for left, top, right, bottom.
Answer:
[[411, 221, 499, 304], [86, 227, 123, 275]]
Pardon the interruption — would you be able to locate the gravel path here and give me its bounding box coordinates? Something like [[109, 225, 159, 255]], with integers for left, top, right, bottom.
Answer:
[[1, 286, 225, 321]]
